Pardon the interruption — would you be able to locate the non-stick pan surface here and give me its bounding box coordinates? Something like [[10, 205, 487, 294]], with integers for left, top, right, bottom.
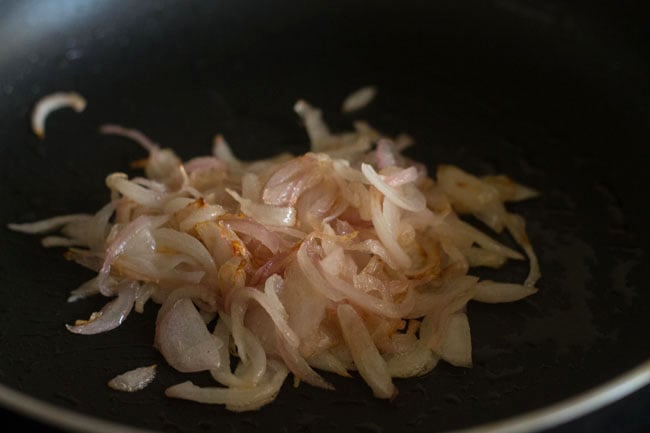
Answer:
[[0, 1, 648, 432]]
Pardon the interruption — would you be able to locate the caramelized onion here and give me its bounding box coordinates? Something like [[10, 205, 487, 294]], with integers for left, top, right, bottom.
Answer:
[[12, 92, 542, 410]]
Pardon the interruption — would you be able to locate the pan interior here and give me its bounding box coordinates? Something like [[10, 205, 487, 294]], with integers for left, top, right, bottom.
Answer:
[[0, 1, 648, 432]]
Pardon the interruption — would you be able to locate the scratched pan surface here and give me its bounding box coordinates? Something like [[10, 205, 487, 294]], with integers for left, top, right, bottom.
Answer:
[[0, 0, 649, 432]]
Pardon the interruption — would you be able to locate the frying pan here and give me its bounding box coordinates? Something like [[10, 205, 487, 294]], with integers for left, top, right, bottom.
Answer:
[[0, 0, 648, 432]]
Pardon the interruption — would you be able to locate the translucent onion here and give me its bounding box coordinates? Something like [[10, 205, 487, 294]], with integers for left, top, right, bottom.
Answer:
[[337, 304, 396, 399], [66, 281, 137, 335], [227, 189, 296, 227], [362, 163, 426, 212], [32, 91, 86, 138], [13, 92, 543, 411], [437, 313, 472, 367], [108, 365, 157, 392], [341, 85, 377, 113], [165, 360, 289, 411], [154, 298, 224, 373], [8, 214, 91, 234], [473, 280, 538, 303]]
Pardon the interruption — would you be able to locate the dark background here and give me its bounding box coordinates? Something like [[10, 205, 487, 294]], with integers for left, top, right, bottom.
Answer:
[[0, 0, 648, 432]]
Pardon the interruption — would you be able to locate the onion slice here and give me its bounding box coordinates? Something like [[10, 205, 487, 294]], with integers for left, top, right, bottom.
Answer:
[[362, 163, 426, 212], [165, 360, 289, 412], [108, 365, 157, 392], [66, 281, 137, 335], [473, 280, 538, 303], [98, 214, 168, 296], [155, 298, 224, 373], [227, 189, 296, 227], [8, 214, 91, 234], [341, 86, 377, 113], [100, 124, 159, 152], [32, 92, 86, 138], [437, 313, 472, 367], [385, 341, 439, 378], [337, 304, 396, 399]]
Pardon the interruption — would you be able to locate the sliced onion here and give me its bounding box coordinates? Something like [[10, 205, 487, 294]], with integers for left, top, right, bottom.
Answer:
[[320, 135, 372, 159], [227, 189, 296, 227], [100, 124, 159, 152], [385, 166, 418, 187], [262, 155, 320, 206], [163, 197, 196, 214], [337, 304, 396, 399], [230, 286, 300, 358], [232, 325, 269, 387], [294, 100, 332, 151], [134, 283, 156, 313], [279, 261, 328, 350], [8, 214, 91, 234], [179, 204, 225, 232], [362, 163, 426, 212], [40, 236, 80, 247], [98, 215, 168, 296], [275, 335, 334, 390], [223, 218, 288, 254], [341, 86, 377, 113], [210, 316, 265, 388], [108, 365, 157, 392], [462, 246, 508, 268], [66, 281, 137, 335], [155, 298, 224, 373], [369, 189, 412, 269], [67, 276, 116, 302], [250, 250, 294, 286], [296, 242, 344, 301], [437, 164, 502, 215], [385, 341, 439, 378], [165, 360, 289, 411], [307, 350, 351, 377], [451, 218, 524, 260], [115, 254, 205, 286], [505, 213, 541, 287], [229, 282, 331, 389], [106, 173, 165, 207], [184, 156, 227, 174], [16, 93, 545, 409], [64, 248, 104, 272], [319, 260, 411, 318], [152, 227, 216, 274], [85, 202, 116, 251], [32, 92, 86, 138], [437, 313, 472, 367], [198, 221, 251, 268], [372, 139, 402, 171], [212, 134, 243, 171], [473, 280, 538, 303], [418, 273, 477, 310], [482, 175, 539, 202]]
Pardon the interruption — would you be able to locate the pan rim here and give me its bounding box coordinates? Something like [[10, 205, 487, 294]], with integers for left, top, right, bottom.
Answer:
[[0, 359, 647, 433]]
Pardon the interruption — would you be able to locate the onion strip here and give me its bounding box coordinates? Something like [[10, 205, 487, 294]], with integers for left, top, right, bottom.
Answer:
[[32, 92, 86, 138]]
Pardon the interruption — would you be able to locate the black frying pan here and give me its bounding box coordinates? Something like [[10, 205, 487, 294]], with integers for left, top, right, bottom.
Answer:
[[0, 0, 648, 432]]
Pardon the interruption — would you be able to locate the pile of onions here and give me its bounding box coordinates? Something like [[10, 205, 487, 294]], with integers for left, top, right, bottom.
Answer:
[[10, 91, 540, 410]]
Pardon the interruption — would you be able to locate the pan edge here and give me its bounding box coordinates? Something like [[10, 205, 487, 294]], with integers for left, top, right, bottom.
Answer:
[[0, 360, 648, 433]]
